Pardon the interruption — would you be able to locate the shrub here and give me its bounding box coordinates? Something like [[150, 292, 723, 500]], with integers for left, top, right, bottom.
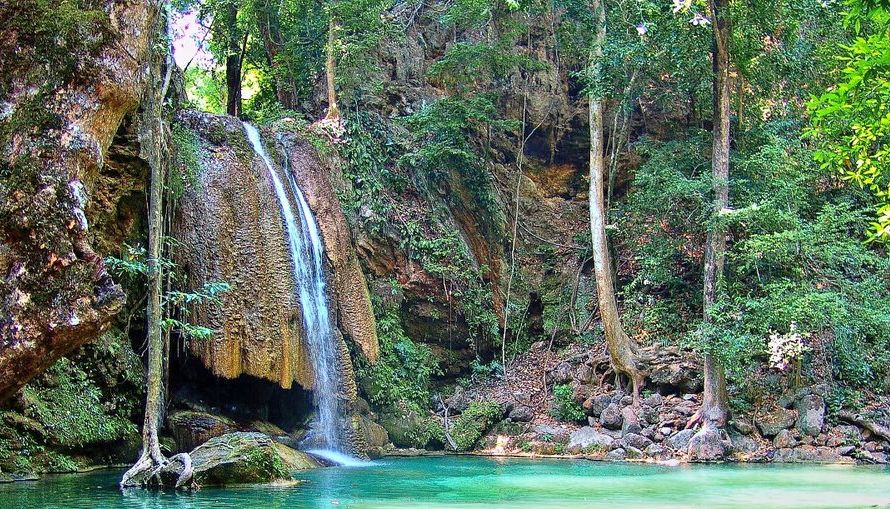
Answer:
[[449, 401, 503, 451], [550, 384, 585, 423]]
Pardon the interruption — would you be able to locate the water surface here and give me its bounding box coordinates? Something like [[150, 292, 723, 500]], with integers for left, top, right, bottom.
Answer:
[[2, 456, 888, 509]]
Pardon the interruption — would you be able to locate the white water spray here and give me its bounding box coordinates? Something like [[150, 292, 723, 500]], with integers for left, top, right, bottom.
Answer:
[[243, 122, 353, 460]]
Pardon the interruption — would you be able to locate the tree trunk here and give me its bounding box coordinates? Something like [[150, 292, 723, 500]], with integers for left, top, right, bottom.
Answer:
[[687, 0, 731, 462], [255, 1, 299, 110], [324, 15, 340, 121], [701, 0, 731, 428], [588, 0, 642, 402], [120, 114, 167, 488], [225, 0, 242, 118]]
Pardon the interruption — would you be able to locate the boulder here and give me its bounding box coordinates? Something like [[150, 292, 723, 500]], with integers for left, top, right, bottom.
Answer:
[[605, 448, 626, 461], [687, 425, 727, 462], [643, 393, 664, 408], [549, 362, 574, 384], [641, 405, 660, 425], [645, 444, 671, 460], [795, 394, 825, 437], [600, 403, 623, 430], [534, 424, 570, 441], [774, 429, 797, 449], [188, 432, 320, 486], [757, 408, 798, 437], [622, 433, 653, 450], [772, 445, 848, 464], [508, 405, 534, 423], [620, 407, 642, 436], [729, 431, 760, 455], [625, 446, 644, 459], [731, 417, 755, 436], [168, 411, 238, 452], [583, 394, 611, 417], [666, 429, 696, 450], [568, 427, 615, 451], [576, 364, 595, 384]]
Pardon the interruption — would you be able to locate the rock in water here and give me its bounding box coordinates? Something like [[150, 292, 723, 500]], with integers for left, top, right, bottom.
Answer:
[[687, 424, 727, 462], [568, 427, 615, 451], [189, 432, 320, 486]]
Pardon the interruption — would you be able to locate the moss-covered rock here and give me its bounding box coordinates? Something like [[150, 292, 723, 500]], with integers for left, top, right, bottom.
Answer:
[[379, 405, 444, 449], [449, 401, 504, 452], [0, 330, 142, 475], [189, 432, 319, 486], [168, 411, 238, 453]]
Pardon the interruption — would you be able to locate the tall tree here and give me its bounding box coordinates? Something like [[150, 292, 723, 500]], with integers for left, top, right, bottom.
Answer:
[[225, 0, 244, 117], [588, 0, 642, 402], [687, 0, 731, 460], [323, 13, 340, 121]]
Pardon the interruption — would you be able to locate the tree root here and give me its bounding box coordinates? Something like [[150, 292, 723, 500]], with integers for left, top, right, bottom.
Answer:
[[839, 411, 890, 442], [120, 452, 160, 489], [120, 451, 195, 490], [685, 409, 703, 430]]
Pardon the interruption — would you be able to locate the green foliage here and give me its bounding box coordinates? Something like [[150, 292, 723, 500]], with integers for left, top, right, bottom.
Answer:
[[105, 243, 230, 343], [359, 292, 441, 412], [807, 2, 890, 241], [450, 401, 503, 451], [550, 383, 585, 423], [0, 331, 143, 474], [401, 94, 515, 215], [620, 120, 890, 399]]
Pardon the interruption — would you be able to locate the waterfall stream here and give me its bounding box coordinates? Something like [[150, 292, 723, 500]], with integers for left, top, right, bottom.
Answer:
[[243, 122, 351, 459]]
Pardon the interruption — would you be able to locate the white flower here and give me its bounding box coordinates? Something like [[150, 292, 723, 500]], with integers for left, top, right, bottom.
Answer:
[[636, 23, 648, 36], [672, 0, 691, 13], [690, 12, 711, 26], [767, 322, 810, 372]]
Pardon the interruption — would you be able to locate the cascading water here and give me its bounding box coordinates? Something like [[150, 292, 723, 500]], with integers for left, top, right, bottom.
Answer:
[[243, 122, 357, 464]]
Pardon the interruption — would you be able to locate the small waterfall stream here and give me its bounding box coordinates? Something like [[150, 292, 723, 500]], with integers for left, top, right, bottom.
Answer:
[[243, 122, 352, 461]]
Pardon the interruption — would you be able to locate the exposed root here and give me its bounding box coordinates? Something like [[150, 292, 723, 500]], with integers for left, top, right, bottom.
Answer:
[[685, 409, 703, 430], [120, 451, 195, 490], [120, 452, 161, 489], [839, 411, 890, 442]]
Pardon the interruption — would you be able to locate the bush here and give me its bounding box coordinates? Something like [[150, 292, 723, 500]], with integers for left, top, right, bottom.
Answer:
[[449, 401, 503, 452], [550, 384, 585, 423]]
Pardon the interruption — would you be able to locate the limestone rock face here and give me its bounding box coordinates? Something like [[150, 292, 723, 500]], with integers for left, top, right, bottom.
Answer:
[[171, 112, 379, 395], [277, 128, 379, 363], [172, 111, 313, 390], [168, 410, 238, 453], [0, 1, 161, 402]]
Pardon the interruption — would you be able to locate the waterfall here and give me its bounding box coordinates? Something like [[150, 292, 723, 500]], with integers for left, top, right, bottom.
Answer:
[[243, 122, 350, 458]]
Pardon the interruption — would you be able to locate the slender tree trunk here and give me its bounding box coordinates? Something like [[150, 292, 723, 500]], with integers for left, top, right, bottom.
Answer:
[[225, 0, 242, 117], [324, 16, 340, 121], [701, 0, 731, 429], [120, 115, 167, 488], [588, 0, 642, 402], [687, 0, 731, 461]]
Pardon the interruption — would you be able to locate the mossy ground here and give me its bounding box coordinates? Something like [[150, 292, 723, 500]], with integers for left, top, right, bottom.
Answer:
[[0, 330, 143, 475]]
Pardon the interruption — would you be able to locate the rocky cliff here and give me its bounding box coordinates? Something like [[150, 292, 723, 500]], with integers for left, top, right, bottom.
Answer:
[[0, 0, 164, 402], [170, 111, 378, 397]]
